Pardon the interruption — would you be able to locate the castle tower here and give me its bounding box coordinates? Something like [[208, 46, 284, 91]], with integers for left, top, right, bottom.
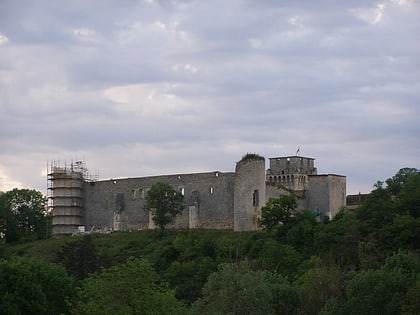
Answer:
[[306, 174, 346, 220], [48, 161, 86, 236], [266, 156, 317, 191], [234, 155, 266, 231]]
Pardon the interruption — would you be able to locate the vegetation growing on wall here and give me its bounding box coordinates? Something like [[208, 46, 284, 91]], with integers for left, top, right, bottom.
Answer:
[[239, 152, 265, 163]]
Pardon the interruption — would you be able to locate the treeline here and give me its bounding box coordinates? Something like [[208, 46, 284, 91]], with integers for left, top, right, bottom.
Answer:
[[0, 168, 419, 314]]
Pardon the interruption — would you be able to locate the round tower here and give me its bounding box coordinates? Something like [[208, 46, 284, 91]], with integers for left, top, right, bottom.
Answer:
[[234, 154, 266, 231], [48, 161, 85, 236]]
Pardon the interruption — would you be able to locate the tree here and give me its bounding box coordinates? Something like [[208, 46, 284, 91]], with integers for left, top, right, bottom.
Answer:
[[55, 235, 101, 280], [192, 262, 299, 315], [354, 183, 395, 230], [259, 194, 297, 230], [385, 168, 418, 196], [248, 239, 302, 275], [315, 213, 362, 269], [0, 189, 48, 243], [286, 210, 318, 256], [164, 257, 217, 304], [0, 257, 74, 315], [73, 257, 185, 315], [296, 262, 343, 315], [398, 171, 420, 217], [320, 252, 419, 315], [144, 183, 184, 230], [321, 269, 412, 315]]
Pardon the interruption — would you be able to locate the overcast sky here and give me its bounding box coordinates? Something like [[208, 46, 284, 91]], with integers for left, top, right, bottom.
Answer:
[[0, 0, 419, 196]]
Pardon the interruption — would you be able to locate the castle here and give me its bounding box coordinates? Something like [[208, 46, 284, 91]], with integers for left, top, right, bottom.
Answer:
[[48, 154, 346, 236]]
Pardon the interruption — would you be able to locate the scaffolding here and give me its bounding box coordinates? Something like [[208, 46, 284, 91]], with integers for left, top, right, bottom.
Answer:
[[47, 160, 98, 236]]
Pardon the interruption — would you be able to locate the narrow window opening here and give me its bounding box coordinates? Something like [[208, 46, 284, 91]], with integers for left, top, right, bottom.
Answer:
[[209, 186, 214, 195], [252, 190, 259, 207], [180, 187, 185, 196]]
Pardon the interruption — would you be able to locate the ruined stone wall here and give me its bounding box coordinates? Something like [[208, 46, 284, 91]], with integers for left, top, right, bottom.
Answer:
[[234, 158, 266, 231], [83, 171, 235, 231]]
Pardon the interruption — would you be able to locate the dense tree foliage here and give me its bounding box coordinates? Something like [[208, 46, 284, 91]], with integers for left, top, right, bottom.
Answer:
[[192, 262, 299, 315], [320, 251, 419, 315], [296, 260, 343, 315], [0, 189, 48, 243], [259, 194, 297, 229], [55, 235, 102, 280], [144, 183, 185, 230], [0, 257, 73, 315], [73, 257, 185, 315]]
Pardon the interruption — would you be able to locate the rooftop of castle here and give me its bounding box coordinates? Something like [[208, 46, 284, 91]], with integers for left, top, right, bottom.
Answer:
[[269, 156, 315, 160]]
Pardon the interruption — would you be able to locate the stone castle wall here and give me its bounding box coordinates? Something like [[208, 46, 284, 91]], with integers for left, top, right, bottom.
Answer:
[[50, 155, 347, 235], [83, 171, 235, 231]]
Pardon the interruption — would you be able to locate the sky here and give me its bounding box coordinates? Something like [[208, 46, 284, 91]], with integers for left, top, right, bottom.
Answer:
[[0, 0, 419, 196]]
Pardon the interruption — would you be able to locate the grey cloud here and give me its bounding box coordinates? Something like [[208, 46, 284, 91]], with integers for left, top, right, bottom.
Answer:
[[0, 0, 418, 194]]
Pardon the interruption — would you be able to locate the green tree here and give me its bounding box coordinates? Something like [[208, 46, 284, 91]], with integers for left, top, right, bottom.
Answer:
[[398, 171, 420, 217], [385, 168, 418, 196], [354, 184, 395, 230], [286, 210, 318, 256], [259, 194, 297, 230], [402, 280, 420, 315], [248, 239, 302, 276], [73, 257, 184, 315], [0, 257, 74, 315], [0, 189, 48, 243], [320, 252, 419, 315], [321, 269, 412, 315], [192, 262, 299, 315], [144, 183, 184, 230], [374, 215, 420, 253], [296, 262, 343, 315], [55, 235, 101, 280], [165, 257, 217, 304], [315, 213, 362, 269]]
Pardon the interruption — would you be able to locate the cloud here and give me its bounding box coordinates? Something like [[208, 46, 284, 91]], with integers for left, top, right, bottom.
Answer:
[[0, 0, 418, 196], [351, 3, 386, 24], [103, 83, 195, 119], [0, 32, 8, 45]]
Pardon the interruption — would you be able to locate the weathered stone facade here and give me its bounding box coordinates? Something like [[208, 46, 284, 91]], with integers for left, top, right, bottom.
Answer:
[[48, 155, 346, 236]]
